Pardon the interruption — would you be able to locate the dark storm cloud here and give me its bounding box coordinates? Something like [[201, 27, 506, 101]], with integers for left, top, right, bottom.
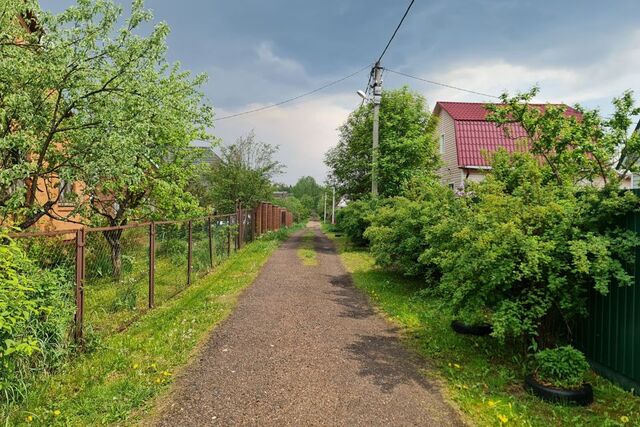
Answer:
[[42, 0, 640, 183]]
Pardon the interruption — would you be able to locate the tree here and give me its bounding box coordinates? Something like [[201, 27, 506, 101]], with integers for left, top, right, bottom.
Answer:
[[0, 0, 214, 275], [291, 176, 322, 215], [325, 86, 440, 199], [203, 131, 283, 213], [0, 0, 213, 234]]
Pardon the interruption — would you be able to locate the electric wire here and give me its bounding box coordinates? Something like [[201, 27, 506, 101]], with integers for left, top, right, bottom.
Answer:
[[377, 0, 415, 63], [215, 64, 372, 121], [384, 68, 501, 99]]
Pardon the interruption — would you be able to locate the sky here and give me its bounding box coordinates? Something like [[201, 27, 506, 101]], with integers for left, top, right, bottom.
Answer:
[[44, 0, 640, 185]]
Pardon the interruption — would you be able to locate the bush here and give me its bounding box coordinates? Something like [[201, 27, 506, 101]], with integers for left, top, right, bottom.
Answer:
[[335, 198, 382, 246], [365, 180, 457, 278], [534, 346, 590, 389], [428, 151, 639, 348], [0, 230, 75, 402]]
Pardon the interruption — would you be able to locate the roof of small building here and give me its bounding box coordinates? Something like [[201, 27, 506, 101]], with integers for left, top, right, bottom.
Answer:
[[434, 102, 581, 167]]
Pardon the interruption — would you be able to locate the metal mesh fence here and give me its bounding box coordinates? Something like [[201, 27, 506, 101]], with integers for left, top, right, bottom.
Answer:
[[155, 222, 188, 306], [8, 205, 290, 345], [84, 226, 150, 337]]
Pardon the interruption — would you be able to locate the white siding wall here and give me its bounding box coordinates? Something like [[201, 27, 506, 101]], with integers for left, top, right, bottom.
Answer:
[[436, 110, 463, 188]]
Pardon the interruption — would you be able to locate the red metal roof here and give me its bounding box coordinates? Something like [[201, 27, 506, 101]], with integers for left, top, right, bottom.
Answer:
[[435, 102, 581, 167]]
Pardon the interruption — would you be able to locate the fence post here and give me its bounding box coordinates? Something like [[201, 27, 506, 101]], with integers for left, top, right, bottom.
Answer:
[[208, 215, 214, 269], [237, 202, 243, 249], [149, 222, 155, 309], [74, 228, 86, 343], [187, 220, 193, 285], [227, 216, 231, 257]]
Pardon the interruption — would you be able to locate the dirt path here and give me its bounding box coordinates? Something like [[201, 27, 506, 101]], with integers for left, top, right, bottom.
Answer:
[[151, 222, 463, 426]]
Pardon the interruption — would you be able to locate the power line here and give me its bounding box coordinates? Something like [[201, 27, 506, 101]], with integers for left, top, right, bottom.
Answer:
[[377, 0, 415, 63], [215, 64, 372, 121], [384, 68, 501, 99]]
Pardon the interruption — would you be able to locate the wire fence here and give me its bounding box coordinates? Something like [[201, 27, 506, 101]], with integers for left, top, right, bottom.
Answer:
[[9, 202, 294, 345]]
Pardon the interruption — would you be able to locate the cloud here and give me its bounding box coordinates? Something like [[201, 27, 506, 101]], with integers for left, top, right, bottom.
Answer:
[[213, 93, 356, 185], [255, 41, 305, 76], [401, 29, 640, 111]]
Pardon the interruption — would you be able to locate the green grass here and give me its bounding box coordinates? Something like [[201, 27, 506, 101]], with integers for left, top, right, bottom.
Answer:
[[322, 224, 640, 427], [1, 230, 292, 426], [296, 229, 318, 266]]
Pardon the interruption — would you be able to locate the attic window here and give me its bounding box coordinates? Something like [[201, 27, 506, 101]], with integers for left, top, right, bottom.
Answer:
[[440, 134, 445, 154]]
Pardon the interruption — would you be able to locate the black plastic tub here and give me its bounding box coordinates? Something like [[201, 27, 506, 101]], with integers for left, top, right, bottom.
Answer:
[[451, 320, 492, 336], [524, 374, 593, 406]]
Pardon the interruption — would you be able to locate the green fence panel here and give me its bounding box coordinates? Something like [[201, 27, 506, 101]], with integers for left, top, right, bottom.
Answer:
[[575, 189, 640, 394]]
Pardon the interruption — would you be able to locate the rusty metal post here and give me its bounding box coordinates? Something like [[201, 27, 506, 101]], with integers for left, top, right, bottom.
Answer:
[[74, 228, 86, 343], [187, 220, 193, 285], [254, 205, 259, 237], [149, 222, 155, 309], [237, 202, 243, 249], [227, 216, 231, 257], [208, 215, 214, 269], [265, 203, 271, 231], [271, 205, 276, 231]]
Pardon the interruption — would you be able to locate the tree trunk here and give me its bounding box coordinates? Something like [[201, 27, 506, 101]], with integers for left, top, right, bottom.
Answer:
[[103, 229, 124, 278]]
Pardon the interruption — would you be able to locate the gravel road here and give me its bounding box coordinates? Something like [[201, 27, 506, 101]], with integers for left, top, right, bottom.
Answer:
[[151, 223, 463, 426]]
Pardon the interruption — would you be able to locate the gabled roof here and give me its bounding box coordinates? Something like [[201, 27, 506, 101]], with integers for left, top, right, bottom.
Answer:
[[434, 102, 581, 167]]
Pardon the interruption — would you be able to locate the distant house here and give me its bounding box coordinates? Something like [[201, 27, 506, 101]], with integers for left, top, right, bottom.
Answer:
[[189, 141, 220, 166], [272, 191, 290, 199], [433, 102, 587, 189]]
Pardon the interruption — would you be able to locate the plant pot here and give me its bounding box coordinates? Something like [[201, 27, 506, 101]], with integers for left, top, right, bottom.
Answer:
[[524, 374, 593, 406], [451, 319, 492, 336]]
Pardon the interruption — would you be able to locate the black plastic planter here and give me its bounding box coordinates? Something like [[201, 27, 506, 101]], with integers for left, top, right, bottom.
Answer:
[[451, 320, 492, 336], [524, 375, 593, 406]]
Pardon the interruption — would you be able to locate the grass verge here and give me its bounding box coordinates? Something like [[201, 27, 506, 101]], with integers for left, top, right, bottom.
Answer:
[[296, 229, 318, 266], [322, 224, 640, 427], [1, 228, 294, 426]]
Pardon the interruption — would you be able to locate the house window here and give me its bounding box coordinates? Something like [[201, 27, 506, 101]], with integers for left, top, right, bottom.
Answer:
[[59, 180, 75, 206], [440, 134, 445, 155], [448, 183, 455, 190]]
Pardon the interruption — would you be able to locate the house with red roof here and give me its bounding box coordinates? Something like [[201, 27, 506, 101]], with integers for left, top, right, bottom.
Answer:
[[431, 101, 617, 189]]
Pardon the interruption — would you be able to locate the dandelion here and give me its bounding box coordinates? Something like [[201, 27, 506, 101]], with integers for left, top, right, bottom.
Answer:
[[25, 415, 33, 423], [151, 363, 157, 369], [132, 363, 139, 369], [497, 414, 508, 424], [487, 400, 497, 408], [620, 416, 630, 424], [53, 410, 61, 417], [155, 378, 162, 384], [162, 371, 172, 377], [453, 363, 461, 369]]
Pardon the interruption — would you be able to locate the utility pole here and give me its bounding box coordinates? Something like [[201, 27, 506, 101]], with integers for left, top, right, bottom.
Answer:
[[371, 61, 382, 197], [323, 192, 327, 223], [331, 187, 336, 225]]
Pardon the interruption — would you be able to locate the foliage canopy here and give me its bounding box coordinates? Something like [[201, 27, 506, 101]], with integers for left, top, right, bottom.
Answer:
[[325, 87, 439, 200]]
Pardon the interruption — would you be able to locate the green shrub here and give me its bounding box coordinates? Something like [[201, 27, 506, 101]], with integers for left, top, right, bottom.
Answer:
[[428, 150, 639, 348], [0, 230, 75, 402], [336, 198, 382, 246], [365, 180, 457, 278], [534, 346, 590, 389]]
